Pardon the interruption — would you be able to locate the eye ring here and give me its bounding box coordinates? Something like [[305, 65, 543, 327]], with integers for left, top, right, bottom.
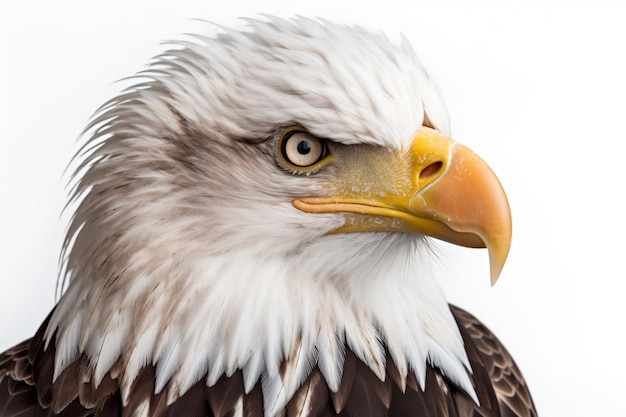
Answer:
[[277, 128, 330, 170]]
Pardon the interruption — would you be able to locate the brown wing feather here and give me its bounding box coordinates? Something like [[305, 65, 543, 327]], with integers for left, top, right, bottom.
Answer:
[[341, 355, 392, 417], [329, 349, 355, 413], [450, 305, 538, 417], [207, 371, 245, 417], [285, 369, 329, 417], [0, 339, 37, 417]]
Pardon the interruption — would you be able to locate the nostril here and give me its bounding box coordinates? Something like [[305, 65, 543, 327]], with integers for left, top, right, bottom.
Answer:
[[419, 161, 443, 179]]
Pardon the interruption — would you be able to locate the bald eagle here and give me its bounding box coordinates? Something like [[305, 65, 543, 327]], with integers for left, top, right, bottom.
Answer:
[[0, 17, 536, 417]]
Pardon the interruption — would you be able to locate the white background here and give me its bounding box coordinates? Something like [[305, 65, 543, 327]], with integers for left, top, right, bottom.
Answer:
[[1, 1, 625, 415]]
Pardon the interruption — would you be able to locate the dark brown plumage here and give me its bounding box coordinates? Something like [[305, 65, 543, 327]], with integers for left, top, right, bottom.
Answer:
[[0, 307, 536, 417]]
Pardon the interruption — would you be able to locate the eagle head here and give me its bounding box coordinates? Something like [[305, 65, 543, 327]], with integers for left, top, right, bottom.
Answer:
[[45, 16, 511, 412]]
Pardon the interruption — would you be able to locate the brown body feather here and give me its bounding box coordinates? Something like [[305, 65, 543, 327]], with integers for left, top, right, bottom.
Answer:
[[0, 306, 536, 417]]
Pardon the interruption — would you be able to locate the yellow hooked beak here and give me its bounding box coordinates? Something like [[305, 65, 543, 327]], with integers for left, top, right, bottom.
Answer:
[[293, 127, 512, 285]]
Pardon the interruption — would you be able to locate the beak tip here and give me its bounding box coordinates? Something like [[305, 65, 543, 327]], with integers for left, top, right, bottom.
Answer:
[[490, 272, 500, 287], [487, 239, 510, 286]]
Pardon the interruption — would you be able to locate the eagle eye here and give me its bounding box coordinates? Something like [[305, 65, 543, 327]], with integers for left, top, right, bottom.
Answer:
[[278, 129, 329, 170]]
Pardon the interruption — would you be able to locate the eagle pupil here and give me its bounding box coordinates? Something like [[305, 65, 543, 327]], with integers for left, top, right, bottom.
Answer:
[[297, 141, 311, 155]]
